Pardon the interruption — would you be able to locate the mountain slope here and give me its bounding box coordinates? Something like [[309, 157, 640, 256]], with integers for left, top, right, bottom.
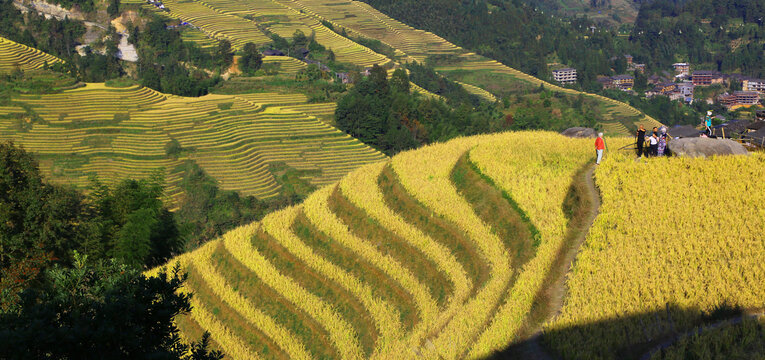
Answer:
[[145, 0, 662, 134], [152, 132, 765, 359], [0, 81, 385, 203], [148, 131, 597, 358], [0, 36, 64, 72]]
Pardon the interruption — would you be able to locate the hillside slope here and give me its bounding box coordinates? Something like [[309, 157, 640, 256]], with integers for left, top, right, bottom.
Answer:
[[0, 36, 64, 72], [149, 131, 599, 358], [0, 82, 385, 203], [148, 0, 661, 134], [152, 132, 763, 359]]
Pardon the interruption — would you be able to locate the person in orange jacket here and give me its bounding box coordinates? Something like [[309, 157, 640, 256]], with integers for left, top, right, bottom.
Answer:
[[595, 132, 605, 165]]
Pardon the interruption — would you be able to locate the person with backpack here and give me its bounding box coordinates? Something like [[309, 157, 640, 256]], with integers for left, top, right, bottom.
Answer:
[[595, 132, 606, 165], [636, 125, 646, 158], [704, 111, 713, 136], [657, 126, 670, 156]]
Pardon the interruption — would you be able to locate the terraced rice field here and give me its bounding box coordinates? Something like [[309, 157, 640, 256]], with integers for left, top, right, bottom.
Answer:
[[180, 27, 220, 50], [0, 36, 64, 72], [242, 0, 660, 134], [155, 0, 391, 67], [0, 83, 386, 202], [150, 0, 272, 49], [148, 131, 601, 359], [261, 56, 308, 74]]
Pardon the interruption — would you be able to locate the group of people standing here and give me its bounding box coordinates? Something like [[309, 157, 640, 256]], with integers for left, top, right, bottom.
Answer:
[[636, 125, 670, 157], [592, 123, 673, 165]]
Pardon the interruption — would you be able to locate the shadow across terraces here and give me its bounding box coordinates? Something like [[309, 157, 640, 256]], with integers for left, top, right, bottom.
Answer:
[[486, 303, 761, 360]]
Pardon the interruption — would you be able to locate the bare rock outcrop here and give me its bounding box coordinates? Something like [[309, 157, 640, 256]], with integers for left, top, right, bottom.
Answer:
[[561, 127, 597, 138], [667, 138, 748, 158]]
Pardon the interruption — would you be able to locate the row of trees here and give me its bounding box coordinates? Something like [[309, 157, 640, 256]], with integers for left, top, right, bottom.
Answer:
[[335, 65, 506, 155]]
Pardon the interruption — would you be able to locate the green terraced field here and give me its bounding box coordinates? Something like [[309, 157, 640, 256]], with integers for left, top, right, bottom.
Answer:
[[244, 0, 661, 134], [1, 83, 386, 203], [0, 36, 65, 72]]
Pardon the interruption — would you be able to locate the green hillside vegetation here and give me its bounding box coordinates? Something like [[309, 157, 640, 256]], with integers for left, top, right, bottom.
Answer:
[[519, 0, 641, 24]]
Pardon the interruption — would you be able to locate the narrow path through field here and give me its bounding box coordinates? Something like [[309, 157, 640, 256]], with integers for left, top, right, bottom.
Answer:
[[495, 164, 601, 360]]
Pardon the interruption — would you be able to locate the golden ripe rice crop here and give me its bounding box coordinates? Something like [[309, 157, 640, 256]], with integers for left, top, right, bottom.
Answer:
[[148, 131, 623, 358], [0, 36, 64, 72], [545, 152, 765, 359], [0, 83, 385, 203]]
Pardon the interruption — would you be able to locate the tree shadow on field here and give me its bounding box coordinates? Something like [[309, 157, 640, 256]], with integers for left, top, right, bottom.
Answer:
[[484, 303, 760, 360]]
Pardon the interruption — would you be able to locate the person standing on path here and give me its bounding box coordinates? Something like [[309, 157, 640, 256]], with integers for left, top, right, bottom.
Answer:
[[595, 132, 605, 165], [636, 125, 646, 158], [705, 111, 713, 136]]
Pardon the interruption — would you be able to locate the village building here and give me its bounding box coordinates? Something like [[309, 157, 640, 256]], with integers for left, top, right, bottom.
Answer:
[[692, 70, 723, 86], [611, 74, 634, 91], [336, 72, 352, 84], [673, 63, 690, 75], [676, 82, 694, 103], [654, 82, 676, 94], [631, 63, 646, 73], [262, 49, 285, 56], [552, 68, 577, 84], [624, 54, 633, 66], [719, 91, 761, 110], [743, 78, 765, 94], [597, 76, 614, 89]]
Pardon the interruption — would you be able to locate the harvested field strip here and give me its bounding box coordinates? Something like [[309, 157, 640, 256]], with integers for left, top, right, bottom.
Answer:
[[325, 185, 449, 308], [224, 225, 362, 359], [184, 263, 286, 359], [466, 132, 593, 358], [259, 207, 388, 356], [184, 286, 262, 359], [451, 153, 538, 264], [455, 81, 497, 103], [193, 242, 312, 359], [174, 312, 223, 353], [292, 209, 416, 337], [224, 223, 365, 359], [339, 162, 470, 346], [391, 140, 513, 359], [304, 186, 440, 336], [211, 241, 339, 359], [378, 165, 485, 296], [261, 56, 308, 74]]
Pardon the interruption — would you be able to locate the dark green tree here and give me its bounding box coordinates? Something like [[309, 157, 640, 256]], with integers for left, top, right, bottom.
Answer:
[[215, 39, 234, 71], [0, 256, 223, 360], [239, 42, 263, 75], [390, 68, 410, 94], [269, 33, 289, 51], [633, 70, 648, 93], [107, 0, 120, 17]]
